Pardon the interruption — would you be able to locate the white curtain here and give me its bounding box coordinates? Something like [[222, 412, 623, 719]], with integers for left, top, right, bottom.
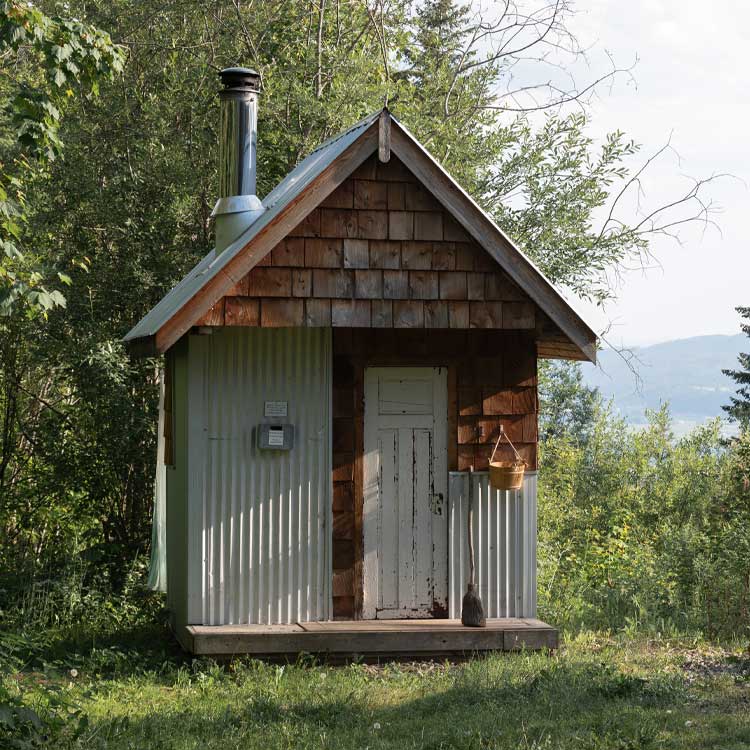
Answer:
[[147, 366, 167, 592]]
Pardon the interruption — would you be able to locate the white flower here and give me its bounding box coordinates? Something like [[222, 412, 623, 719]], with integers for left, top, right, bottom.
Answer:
[[69, 669, 79, 678], [685, 720, 693, 727], [372, 722, 381, 731]]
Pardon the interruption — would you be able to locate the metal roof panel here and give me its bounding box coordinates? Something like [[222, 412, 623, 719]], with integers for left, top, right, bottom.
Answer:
[[124, 111, 380, 343]]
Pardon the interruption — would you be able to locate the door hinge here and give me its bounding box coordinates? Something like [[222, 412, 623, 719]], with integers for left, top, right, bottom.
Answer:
[[430, 493, 444, 516]]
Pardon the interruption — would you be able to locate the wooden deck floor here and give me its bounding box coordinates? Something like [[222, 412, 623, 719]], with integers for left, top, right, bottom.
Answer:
[[180, 618, 557, 659]]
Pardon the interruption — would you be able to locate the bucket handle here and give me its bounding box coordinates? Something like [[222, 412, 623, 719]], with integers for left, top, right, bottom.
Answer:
[[489, 424, 525, 465]]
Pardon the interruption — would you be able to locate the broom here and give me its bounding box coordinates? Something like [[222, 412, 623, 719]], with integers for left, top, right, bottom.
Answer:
[[461, 466, 486, 627]]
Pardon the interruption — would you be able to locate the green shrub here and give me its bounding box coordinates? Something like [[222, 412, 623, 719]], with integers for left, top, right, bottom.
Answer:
[[537, 377, 750, 638], [0, 632, 89, 748], [0, 554, 162, 634]]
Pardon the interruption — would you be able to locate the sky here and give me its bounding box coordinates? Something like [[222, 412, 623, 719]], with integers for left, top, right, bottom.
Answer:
[[489, 0, 749, 347]]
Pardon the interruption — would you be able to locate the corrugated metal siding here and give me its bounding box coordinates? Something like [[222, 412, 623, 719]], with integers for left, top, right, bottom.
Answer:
[[188, 328, 331, 625], [448, 471, 537, 619]]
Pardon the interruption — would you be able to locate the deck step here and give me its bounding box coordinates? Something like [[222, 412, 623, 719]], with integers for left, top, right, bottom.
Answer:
[[180, 618, 557, 657]]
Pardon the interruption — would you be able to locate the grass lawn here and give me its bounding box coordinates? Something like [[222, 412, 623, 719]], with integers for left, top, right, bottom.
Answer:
[[4, 626, 750, 749]]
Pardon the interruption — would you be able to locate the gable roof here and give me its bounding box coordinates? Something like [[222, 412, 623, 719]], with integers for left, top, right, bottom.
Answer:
[[124, 109, 597, 362]]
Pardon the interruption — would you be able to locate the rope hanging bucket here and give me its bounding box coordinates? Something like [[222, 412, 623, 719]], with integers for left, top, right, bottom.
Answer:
[[488, 425, 526, 491]]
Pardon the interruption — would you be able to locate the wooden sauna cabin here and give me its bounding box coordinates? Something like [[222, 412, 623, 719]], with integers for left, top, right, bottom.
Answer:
[[124, 69, 597, 658]]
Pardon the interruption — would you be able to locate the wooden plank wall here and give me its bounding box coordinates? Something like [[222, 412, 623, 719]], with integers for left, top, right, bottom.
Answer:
[[330, 328, 538, 619], [195, 154, 538, 331]]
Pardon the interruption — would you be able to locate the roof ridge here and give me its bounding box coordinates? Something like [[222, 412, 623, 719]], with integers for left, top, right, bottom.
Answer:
[[308, 110, 381, 156]]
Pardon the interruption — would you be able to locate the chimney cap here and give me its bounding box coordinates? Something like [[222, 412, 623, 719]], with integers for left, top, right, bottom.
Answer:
[[219, 67, 261, 92]]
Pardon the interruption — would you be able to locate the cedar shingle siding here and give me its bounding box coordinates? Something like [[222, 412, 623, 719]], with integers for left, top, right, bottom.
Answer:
[[195, 155, 537, 332]]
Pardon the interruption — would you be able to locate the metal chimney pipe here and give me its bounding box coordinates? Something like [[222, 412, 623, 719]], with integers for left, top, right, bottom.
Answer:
[[212, 67, 264, 254], [218, 67, 260, 199]]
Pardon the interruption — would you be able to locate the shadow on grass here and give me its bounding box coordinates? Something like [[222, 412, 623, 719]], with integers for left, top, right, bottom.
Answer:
[[77, 656, 720, 750], [7, 620, 190, 679]]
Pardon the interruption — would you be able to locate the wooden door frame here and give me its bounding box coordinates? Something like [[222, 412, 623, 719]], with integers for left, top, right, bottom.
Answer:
[[360, 366, 449, 619]]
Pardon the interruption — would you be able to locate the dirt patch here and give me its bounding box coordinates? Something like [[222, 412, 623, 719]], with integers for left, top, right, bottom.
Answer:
[[359, 660, 455, 677], [682, 650, 750, 683]]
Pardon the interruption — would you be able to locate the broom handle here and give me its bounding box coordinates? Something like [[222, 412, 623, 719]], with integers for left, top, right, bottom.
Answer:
[[468, 466, 475, 587]]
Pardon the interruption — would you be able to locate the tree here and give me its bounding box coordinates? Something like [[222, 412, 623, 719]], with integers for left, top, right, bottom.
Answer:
[[538, 360, 601, 444], [390, 0, 718, 304], [0, 0, 124, 316], [722, 306, 750, 428], [0, 1, 123, 574], [0, 0, 722, 579]]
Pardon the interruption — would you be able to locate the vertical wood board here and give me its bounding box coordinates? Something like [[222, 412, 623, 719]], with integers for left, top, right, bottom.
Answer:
[[362, 367, 448, 619]]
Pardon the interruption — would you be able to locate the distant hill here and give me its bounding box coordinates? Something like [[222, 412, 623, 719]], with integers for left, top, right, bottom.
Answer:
[[581, 334, 745, 435]]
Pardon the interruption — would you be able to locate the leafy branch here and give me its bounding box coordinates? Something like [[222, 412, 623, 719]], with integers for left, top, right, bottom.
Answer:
[[0, 0, 125, 318]]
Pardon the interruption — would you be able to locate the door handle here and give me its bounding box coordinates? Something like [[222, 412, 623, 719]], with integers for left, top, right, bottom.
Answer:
[[430, 493, 444, 516]]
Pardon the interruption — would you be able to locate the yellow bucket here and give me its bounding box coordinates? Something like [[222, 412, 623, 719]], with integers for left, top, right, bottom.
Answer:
[[488, 426, 526, 491], [489, 460, 525, 491]]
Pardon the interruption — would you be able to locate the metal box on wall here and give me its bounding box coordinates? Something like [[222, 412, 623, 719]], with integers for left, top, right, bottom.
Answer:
[[257, 423, 295, 451]]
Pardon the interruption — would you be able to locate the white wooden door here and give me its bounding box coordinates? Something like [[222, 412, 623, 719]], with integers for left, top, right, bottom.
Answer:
[[363, 367, 448, 619]]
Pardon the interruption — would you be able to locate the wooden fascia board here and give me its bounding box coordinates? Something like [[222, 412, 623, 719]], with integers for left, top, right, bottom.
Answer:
[[537, 343, 588, 361], [389, 124, 597, 364], [152, 123, 379, 353]]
